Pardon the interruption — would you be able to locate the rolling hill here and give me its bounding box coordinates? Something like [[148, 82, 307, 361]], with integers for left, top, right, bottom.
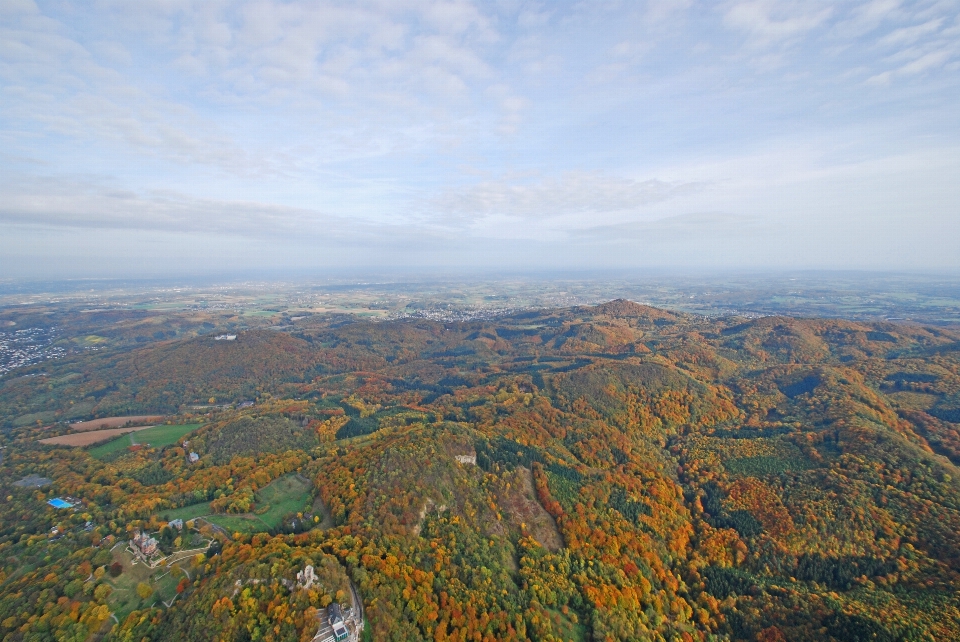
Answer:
[[2, 301, 960, 641]]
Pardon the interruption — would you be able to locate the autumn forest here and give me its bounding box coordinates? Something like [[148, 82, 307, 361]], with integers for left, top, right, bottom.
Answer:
[[2, 298, 960, 642]]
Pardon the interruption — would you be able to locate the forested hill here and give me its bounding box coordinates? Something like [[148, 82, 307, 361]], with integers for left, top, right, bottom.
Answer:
[[2, 301, 960, 641]]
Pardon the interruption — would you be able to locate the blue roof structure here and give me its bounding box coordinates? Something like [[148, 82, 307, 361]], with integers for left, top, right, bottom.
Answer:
[[47, 498, 73, 509]]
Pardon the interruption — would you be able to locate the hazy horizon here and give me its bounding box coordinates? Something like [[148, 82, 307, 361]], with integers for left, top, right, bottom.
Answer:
[[2, 1, 959, 278]]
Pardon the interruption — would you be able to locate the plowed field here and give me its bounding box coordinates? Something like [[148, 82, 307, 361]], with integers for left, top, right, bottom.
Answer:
[[69, 416, 163, 431], [40, 425, 154, 446]]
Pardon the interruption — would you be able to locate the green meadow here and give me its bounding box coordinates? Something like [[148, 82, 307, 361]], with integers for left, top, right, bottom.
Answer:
[[155, 473, 313, 534], [88, 423, 202, 459]]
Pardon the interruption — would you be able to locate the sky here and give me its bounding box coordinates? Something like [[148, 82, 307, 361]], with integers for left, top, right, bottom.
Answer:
[[1, 0, 959, 278]]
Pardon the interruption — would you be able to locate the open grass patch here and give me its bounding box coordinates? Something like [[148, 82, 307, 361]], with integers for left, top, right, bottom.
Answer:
[[179, 475, 313, 533], [545, 608, 586, 642], [106, 560, 188, 618], [158, 502, 214, 522], [254, 473, 313, 529], [206, 513, 267, 534], [151, 566, 187, 604], [106, 549, 161, 621], [88, 423, 202, 459], [134, 423, 203, 448], [154, 474, 312, 534], [63, 400, 95, 419], [888, 391, 939, 410], [311, 495, 334, 530], [14, 411, 57, 427]]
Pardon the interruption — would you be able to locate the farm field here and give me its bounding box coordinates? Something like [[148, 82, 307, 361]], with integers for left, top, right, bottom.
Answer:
[[88, 423, 202, 459], [39, 425, 154, 447], [70, 415, 164, 431]]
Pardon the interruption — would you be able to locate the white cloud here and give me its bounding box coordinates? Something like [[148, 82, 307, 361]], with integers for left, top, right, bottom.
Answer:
[[1, 1, 959, 275], [868, 44, 954, 84], [0, 173, 482, 275], [0, 0, 39, 17], [0, 0, 524, 180], [898, 48, 952, 74], [421, 172, 706, 226], [724, 0, 833, 46], [879, 17, 944, 45], [0, 176, 327, 237], [830, 0, 901, 39]]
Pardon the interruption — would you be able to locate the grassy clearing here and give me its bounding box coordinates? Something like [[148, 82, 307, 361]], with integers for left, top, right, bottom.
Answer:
[[888, 391, 939, 410], [88, 423, 202, 459], [14, 411, 57, 427], [63, 400, 96, 419], [336, 430, 383, 448], [255, 474, 313, 529], [311, 495, 334, 530], [206, 513, 267, 534], [152, 566, 187, 604], [105, 549, 159, 621], [133, 423, 203, 448], [158, 502, 214, 522], [546, 608, 586, 642], [153, 473, 312, 534], [106, 540, 201, 618]]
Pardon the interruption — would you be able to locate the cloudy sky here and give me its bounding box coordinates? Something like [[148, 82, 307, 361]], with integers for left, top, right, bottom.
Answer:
[[2, 0, 959, 278]]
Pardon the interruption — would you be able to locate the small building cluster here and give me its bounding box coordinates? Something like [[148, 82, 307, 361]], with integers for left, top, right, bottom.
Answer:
[[188, 452, 200, 463], [214, 334, 237, 341], [130, 528, 158, 559], [329, 603, 349, 642]]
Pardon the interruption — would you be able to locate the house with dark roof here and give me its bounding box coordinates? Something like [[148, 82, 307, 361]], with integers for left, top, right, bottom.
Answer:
[[328, 603, 348, 641]]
